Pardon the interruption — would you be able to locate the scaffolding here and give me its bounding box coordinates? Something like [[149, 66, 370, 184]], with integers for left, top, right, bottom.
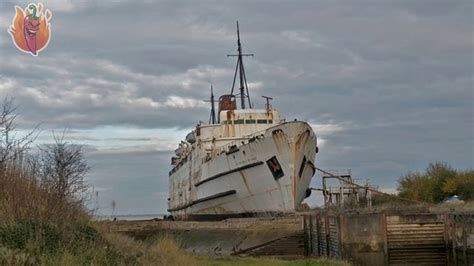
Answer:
[[319, 169, 373, 208]]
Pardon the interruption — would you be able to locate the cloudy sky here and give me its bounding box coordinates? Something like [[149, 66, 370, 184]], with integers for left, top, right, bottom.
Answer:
[[0, 0, 472, 215]]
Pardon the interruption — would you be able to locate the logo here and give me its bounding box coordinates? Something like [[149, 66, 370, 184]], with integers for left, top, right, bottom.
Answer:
[[266, 156, 284, 180], [8, 2, 52, 56]]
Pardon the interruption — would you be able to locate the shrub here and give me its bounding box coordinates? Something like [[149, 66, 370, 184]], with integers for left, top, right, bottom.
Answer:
[[0, 220, 61, 254], [398, 162, 474, 203]]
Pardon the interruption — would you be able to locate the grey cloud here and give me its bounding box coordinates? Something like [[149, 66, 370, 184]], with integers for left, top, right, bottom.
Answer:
[[0, 0, 472, 213]]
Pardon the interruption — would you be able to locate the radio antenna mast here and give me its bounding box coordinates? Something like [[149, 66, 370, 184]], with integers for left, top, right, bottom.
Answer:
[[204, 85, 217, 124], [228, 21, 253, 109]]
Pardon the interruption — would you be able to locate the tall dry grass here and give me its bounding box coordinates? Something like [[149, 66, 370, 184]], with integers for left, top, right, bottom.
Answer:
[[0, 165, 126, 265], [0, 164, 200, 265], [0, 165, 89, 225], [104, 233, 198, 266]]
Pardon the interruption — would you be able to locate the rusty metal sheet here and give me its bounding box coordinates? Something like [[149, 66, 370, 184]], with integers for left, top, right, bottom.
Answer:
[[310, 216, 318, 255], [328, 216, 341, 258], [386, 215, 446, 265], [445, 212, 474, 265], [318, 216, 328, 256]]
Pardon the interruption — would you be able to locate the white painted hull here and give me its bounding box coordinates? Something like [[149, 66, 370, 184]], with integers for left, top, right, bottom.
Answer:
[[168, 121, 317, 220]]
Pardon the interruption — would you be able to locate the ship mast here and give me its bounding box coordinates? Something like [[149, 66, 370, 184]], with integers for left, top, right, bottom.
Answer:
[[204, 84, 217, 124], [209, 85, 216, 124], [228, 21, 253, 109]]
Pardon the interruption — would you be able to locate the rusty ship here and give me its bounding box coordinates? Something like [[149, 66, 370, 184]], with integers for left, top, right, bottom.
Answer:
[[167, 23, 318, 220]]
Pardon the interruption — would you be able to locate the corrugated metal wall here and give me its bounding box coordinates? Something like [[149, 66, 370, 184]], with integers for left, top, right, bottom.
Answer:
[[304, 214, 342, 258], [303, 211, 460, 265], [328, 216, 341, 258], [318, 216, 328, 256], [385, 214, 446, 265], [446, 212, 474, 265]]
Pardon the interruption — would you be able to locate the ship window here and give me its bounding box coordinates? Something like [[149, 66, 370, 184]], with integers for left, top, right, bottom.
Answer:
[[298, 156, 307, 178], [234, 119, 244, 124], [245, 119, 256, 124], [266, 156, 284, 180], [257, 119, 267, 124], [268, 120, 273, 124]]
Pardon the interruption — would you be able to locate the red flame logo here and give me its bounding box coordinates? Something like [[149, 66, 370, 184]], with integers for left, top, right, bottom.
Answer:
[[8, 2, 52, 56]]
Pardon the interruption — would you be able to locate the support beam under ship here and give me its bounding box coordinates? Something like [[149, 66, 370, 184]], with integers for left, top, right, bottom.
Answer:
[[167, 22, 318, 220]]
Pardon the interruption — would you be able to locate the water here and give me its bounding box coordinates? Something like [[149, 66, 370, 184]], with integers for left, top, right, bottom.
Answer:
[[95, 214, 166, 221]]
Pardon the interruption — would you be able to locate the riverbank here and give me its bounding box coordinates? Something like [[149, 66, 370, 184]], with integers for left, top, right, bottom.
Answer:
[[0, 217, 346, 265]]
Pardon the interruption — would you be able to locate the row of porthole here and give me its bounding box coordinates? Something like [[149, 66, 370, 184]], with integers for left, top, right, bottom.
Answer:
[[223, 119, 273, 125]]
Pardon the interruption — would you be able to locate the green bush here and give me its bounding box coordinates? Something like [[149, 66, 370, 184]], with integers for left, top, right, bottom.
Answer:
[[398, 162, 474, 203], [0, 219, 133, 265], [0, 220, 61, 254]]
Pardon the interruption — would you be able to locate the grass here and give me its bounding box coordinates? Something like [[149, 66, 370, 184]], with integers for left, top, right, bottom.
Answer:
[[430, 200, 474, 212], [1, 228, 346, 265], [0, 220, 133, 265], [0, 155, 346, 265], [198, 256, 349, 266], [103, 232, 347, 266]]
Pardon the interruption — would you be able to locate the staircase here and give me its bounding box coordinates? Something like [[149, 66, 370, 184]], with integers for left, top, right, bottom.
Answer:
[[234, 233, 305, 258]]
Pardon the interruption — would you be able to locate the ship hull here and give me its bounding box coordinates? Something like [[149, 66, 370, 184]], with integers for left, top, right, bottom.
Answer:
[[168, 121, 317, 220]]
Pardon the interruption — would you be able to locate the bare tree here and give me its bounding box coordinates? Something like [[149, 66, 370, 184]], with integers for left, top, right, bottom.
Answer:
[[0, 97, 38, 170], [40, 132, 90, 202]]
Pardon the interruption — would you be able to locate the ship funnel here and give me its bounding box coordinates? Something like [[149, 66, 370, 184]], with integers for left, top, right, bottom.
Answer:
[[218, 94, 237, 113]]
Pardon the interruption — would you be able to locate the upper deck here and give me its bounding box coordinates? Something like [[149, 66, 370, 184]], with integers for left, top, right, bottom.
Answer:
[[170, 23, 282, 169], [197, 109, 281, 141], [169, 109, 282, 169]]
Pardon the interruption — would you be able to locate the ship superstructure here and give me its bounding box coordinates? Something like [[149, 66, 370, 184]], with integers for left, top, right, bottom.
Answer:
[[167, 23, 318, 220]]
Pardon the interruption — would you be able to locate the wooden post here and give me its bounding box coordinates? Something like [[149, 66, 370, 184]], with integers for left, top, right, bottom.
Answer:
[[317, 214, 322, 256], [452, 217, 457, 264], [382, 212, 389, 265], [444, 213, 449, 263], [338, 214, 343, 259], [462, 221, 467, 266], [309, 214, 314, 256], [303, 215, 309, 257], [325, 214, 330, 257]]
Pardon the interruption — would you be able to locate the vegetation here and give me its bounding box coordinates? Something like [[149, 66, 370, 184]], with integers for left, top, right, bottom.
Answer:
[[0, 98, 124, 264], [2, 97, 471, 264], [0, 98, 343, 265], [397, 162, 474, 203], [197, 256, 349, 266]]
